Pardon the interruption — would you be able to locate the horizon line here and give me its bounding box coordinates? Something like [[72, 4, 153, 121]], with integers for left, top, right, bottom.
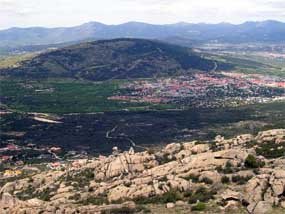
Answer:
[[1, 19, 284, 31]]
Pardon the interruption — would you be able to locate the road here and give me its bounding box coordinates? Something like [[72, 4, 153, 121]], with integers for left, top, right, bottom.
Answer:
[[211, 61, 218, 72], [105, 125, 147, 150]]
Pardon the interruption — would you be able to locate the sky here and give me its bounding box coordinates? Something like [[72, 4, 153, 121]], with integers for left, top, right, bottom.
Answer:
[[1, 0, 285, 29]]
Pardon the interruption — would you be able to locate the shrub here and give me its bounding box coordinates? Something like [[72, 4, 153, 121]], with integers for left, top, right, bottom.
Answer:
[[156, 154, 172, 164], [16, 185, 36, 200], [158, 175, 168, 182], [200, 177, 213, 185], [160, 189, 182, 203], [81, 168, 95, 179], [223, 161, 234, 174], [188, 187, 216, 204], [183, 174, 199, 183], [231, 175, 252, 185], [191, 202, 206, 211], [69, 193, 81, 201], [221, 176, 230, 184], [158, 183, 164, 190], [216, 161, 235, 174], [64, 168, 95, 188], [215, 166, 223, 172], [41, 179, 46, 185], [256, 142, 285, 159], [183, 190, 193, 198], [231, 175, 241, 183], [253, 168, 260, 175], [81, 196, 108, 205], [147, 148, 156, 155], [37, 187, 53, 201], [225, 161, 233, 168], [135, 189, 182, 204], [101, 207, 136, 214], [136, 205, 151, 213], [244, 155, 265, 168]]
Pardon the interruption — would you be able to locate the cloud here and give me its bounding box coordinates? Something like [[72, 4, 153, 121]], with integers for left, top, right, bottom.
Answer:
[[263, 0, 285, 7], [0, 0, 284, 29], [0, 0, 39, 16]]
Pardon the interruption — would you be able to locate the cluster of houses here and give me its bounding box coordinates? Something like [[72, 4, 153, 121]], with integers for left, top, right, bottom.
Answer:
[[1, 159, 92, 180], [108, 73, 285, 108], [0, 143, 19, 152], [0, 141, 93, 178], [0, 143, 19, 164], [3, 169, 22, 177], [222, 72, 285, 89], [0, 142, 63, 165]]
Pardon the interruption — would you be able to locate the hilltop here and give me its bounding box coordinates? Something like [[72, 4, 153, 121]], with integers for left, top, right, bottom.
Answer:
[[1, 38, 231, 81], [0, 129, 285, 213]]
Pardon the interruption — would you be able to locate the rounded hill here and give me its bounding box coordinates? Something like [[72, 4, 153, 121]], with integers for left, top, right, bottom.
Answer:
[[2, 38, 231, 80]]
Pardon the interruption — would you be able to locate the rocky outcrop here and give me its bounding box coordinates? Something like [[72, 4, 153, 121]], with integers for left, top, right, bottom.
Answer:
[[93, 151, 157, 180], [215, 134, 254, 149], [0, 129, 284, 213], [0, 194, 136, 214], [243, 170, 285, 214], [256, 129, 285, 143], [163, 143, 182, 155], [108, 184, 155, 202]]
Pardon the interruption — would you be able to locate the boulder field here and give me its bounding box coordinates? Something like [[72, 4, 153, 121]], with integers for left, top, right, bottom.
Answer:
[[0, 129, 285, 213]]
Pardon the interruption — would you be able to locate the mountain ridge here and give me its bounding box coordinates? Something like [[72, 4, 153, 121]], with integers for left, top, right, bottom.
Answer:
[[1, 20, 284, 47]]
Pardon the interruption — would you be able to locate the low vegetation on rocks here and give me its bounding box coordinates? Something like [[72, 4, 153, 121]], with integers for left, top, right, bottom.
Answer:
[[0, 129, 285, 213]]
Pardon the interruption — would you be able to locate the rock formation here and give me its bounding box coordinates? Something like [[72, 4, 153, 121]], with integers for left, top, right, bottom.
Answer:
[[0, 129, 284, 213]]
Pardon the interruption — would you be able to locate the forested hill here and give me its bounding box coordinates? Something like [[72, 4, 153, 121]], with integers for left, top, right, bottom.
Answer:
[[1, 38, 232, 81]]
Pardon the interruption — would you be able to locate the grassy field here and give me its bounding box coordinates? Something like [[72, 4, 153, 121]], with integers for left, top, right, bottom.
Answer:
[[0, 53, 36, 69], [1, 100, 284, 154], [206, 101, 285, 139], [226, 53, 285, 77], [0, 78, 174, 113], [205, 51, 285, 77]]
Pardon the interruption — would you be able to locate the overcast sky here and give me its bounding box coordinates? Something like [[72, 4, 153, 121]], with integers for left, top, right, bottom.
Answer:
[[1, 0, 285, 29]]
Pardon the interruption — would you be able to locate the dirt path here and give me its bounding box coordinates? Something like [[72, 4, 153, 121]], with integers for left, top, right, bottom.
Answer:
[[33, 117, 62, 124]]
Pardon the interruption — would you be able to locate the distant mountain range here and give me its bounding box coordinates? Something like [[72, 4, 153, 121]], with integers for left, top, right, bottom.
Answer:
[[1, 38, 232, 81], [0, 20, 284, 47]]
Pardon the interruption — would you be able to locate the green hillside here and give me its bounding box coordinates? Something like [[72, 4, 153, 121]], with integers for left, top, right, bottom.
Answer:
[[0, 38, 232, 81]]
